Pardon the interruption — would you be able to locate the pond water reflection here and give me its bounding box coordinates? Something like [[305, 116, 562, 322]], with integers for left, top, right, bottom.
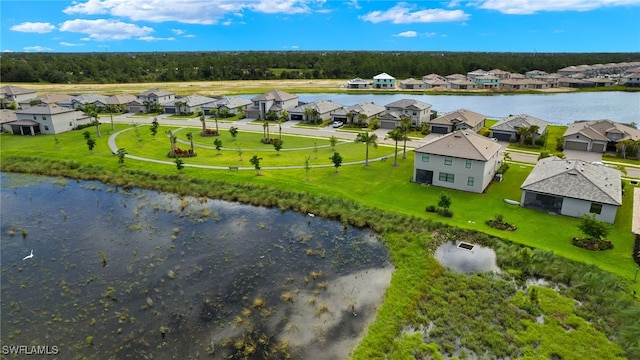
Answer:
[[434, 241, 500, 273], [0, 173, 392, 359]]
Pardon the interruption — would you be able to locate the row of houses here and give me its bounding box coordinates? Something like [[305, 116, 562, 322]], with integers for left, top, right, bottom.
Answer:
[[346, 62, 640, 91], [412, 130, 623, 223]]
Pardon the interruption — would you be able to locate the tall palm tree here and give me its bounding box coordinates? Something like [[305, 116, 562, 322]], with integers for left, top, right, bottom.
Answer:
[[517, 126, 529, 145], [105, 104, 118, 131], [186, 132, 194, 154], [346, 112, 354, 124], [81, 103, 101, 137], [355, 132, 378, 167], [200, 112, 207, 134], [357, 113, 368, 127], [278, 110, 288, 139], [304, 107, 314, 123], [399, 117, 412, 159], [385, 128, 404, 167], [166, 130, 176, 157]]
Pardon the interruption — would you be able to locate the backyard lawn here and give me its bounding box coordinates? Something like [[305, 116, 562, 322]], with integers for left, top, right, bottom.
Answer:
[[1, 123, 637, 290]]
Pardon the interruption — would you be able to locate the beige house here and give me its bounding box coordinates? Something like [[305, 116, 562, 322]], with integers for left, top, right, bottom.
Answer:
[[347, 78, 370, 89], [429, 109, 487, 134], [520, 157, 621, 223], [246, 89, 299, 119], [202, 96, 252, 116], [563, 119, 640, 152], [288, 100, 343, 122], [490, 114, 549, 142], [1, 86, 37, 108], [413, 130, 502, 193], [398, 78, 426, 90], [331, 102, 385, 125]]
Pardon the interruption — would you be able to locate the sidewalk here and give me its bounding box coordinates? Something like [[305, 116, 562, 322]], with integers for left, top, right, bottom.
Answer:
[[633, 187, 640, 235]]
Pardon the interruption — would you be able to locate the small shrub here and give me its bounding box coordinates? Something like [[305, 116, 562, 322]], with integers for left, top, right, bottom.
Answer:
[[425, 205, 437, 213], [571, 237, 613, 251], [200, 129, 219, 137], [496, 163, 509, 174]]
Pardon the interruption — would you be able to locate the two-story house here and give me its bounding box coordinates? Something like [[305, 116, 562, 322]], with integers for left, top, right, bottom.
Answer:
[[378, 99, 433, 129], [372, 73, 396, 89], [246, 89, 299, 119], [13, 104, 89, 135], [413, 130, 502, 193], [0, 86, 37, 108], [128, 89, 176, 113]]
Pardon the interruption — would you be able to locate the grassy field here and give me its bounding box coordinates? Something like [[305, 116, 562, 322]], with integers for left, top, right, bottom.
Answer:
[[2, 123, 639, 359]]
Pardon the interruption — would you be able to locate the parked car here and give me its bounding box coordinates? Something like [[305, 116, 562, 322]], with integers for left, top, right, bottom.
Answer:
[[332, 121, 344, 128]]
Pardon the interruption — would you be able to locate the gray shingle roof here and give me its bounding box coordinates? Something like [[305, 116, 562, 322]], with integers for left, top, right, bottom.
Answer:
[[490, 114, 549, 134], [16, 104, 76, 115], [414, 130, 501, 161], [564, 119, 640, 142], [430, 109, 486, 127], [290, 100, 343, 114], [345, 102, 386, 117], [520, 157, 622, 206], [251, 89, 297, 102], [384, 98, 432, 111]]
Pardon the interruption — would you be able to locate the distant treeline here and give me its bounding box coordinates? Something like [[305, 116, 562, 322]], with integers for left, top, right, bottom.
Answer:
[[2, 51, 639, 84]]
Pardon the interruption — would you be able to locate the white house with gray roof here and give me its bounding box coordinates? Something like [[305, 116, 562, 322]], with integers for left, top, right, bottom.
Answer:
[[490, 114, 549, 142], [288, 100, 343, 122], [520, 157, 621, 223], [13, 104, 89, 135], [429, 109, 487, 134], [413, 130, 502, 193], [0, 86, 37, 108], [164, 95, 217, 115], [202, 96, 252, 116]]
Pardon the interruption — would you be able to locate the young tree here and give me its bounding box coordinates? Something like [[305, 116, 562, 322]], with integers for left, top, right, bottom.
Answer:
[[438, 192, 452, 210], [175, 158, 184, 173], [116, 148, 127, 167], [249, 155, 262, 175], [354, 132, 378, 167], [272, 138, 283, 155], [229, 126, 238, 140], [54, 136, 61, 150], [529, 125, 540, 146], [86, 137, 97, 154], [303, 155, 311, 181], [385, 128, 405, 167], [236, 146, 243, 161], [399, 117, 411, 159], [150, 117, 159, 139], [329, 135, 338, 151], [517, 126, 529, 145], [83, 130, 92, 141], [214, 138, 223, 154], [330, 152, 343, 173], [313, 142, 319, 159], [105, 104, 118, 131], [278, 110, 288, 139], [578, 214, 611, 240], [357, 113, 368, 126]]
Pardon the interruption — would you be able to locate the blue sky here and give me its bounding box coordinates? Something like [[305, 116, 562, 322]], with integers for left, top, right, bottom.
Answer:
[[2, 0, 640, 53]]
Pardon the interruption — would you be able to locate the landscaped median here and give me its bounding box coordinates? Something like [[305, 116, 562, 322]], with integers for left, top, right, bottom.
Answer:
[[1, 123, 639, 359]]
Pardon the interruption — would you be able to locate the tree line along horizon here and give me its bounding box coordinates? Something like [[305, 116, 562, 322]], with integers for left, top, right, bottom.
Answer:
[[2, 51, 638, 84]]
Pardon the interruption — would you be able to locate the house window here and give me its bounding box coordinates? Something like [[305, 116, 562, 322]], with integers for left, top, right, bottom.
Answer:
[[590, 203, 603, 215], [421, 154, 430, 162], [439, 172, 455, 183], [44, 125, 49, 131], [33, 115, 37, 120], [465, 159, 472, 169], [42, 116, 47, 121], [444, 156, 452, 166], [467, 177, 474, 186]]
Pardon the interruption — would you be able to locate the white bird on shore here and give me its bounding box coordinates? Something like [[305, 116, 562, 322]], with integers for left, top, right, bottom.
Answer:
[[308, 213, 315, 217], [23, 250, 34, 261]]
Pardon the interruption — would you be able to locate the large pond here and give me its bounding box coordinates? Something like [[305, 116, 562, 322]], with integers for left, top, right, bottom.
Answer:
[[244, 91, 639, 125], [0, 173, 392, 359]]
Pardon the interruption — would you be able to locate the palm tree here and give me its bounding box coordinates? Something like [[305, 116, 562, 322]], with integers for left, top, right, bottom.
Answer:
[[105, 104, 118, 131], [355, 132, 378, 167], [304, 107, 314, 123], [357, 113, 368, 127], [166, 130, 176, 157], [186, 132, 194, 154], [81, 103, 101, 137], [517, 126, 529, 145], [346, 112, 354, 124], [528, 125, 540, 146], [399, 117, 412, 159], [212, 108, 220, 133], [174, 100, 186, 115], [278, 110, 288, 139], [200, 112, 207, 135], [385, 128, 404, 167]]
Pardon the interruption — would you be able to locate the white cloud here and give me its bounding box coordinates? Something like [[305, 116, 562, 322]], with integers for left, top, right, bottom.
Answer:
[[24, 46, 53, 52], [345, 0, 361, 9], [424, 32, 437, 37], [59, 19, 154, 41], [395, 31, 417, 37], [172, 29, 185, 35], [184, 34, 196, 38], [60, 42, 84, 46], [61, 0, 321, 25], [360, 2, 470, 24], [478, 0, 640, 14], [10, 22, 56, 33], [138, 36, 176, 41]]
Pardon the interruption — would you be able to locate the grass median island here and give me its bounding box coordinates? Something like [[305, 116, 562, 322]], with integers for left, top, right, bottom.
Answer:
[[1, 124, 639, 359]]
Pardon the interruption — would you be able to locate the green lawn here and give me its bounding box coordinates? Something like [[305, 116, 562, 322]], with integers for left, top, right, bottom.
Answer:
[[2, 124, 639, 359]]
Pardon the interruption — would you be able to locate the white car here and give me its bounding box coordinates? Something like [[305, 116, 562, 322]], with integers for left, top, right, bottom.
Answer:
[[332, 121, 344, 128]]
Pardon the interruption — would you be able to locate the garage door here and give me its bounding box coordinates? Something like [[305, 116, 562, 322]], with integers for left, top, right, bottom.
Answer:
[[492, 132, 512, 142], [564, 140, 588, 151], [165, 108, 176, 114], [430, 126, 449, 134], [591, 143, 605, 152], [380, 120, 396, 129], [291, 114, 303, 121]]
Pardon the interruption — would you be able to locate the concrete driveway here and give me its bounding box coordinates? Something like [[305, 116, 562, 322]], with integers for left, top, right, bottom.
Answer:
[[562, 149, 603, 162]]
